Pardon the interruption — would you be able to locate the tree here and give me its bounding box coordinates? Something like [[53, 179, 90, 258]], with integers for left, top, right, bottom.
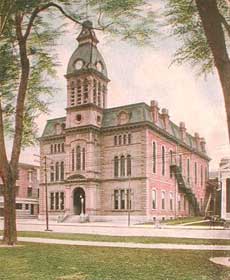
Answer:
[[164, 0, 230, 141], [0, 0, 153, 245]]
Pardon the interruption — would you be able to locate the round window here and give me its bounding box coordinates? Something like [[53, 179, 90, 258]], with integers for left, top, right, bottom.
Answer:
[[74, 59, 84, 70]]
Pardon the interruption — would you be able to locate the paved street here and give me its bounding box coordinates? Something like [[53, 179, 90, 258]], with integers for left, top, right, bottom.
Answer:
[[0, 219, 230, 240]]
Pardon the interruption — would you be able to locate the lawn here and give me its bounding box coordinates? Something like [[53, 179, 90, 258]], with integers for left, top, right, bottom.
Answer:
[[12, 231, 230, 246], [0, 242, 229, 280]]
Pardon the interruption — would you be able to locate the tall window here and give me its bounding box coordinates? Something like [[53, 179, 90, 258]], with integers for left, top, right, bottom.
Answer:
[[50, 193, 54, 210], [93, 79, 97, 104], [194, 162, 197, 184], [161, 191, 165, 210], [152, 189, 156, 209], [60, 161, 64, 181], [72, 149, 75, 171], [60, 192, 64, 210], [126, 189, 132, 210], [55, 162, 59, 181], [162, 146, 165, 176], [128, 133, 132, 144], [120, 190, 125, 209], [114, 190, 119, 209], [178, 194, 181, 211], [114, 156, 119, 177], [76, 79, 82, 105], [61, 143, 65, 152], [55, 192, 59, 210], [98, 82, 101, 107], [82, 148, 86, 170], [152, 142, 156, 174], [118, 135, 122, 145], [170, 150, 173, 178], [123, 134, 127, 145], [70, 81, 75, 106], [76, 146, 81, 170], [120, 156, 125, 176], [102, 84, 106, 108], [169, 192, 173, 211], [50, 165, 54, 182], [179, 154, 182, 171], [114, 136, 117, 146], [127, 155, 131, 176], [50, 144, 53, 154], [201, 165, 203, 186], [187, 158, 190, 182], [83, 79, 89, 103]]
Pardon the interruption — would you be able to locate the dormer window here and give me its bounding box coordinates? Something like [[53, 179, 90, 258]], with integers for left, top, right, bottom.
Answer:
[[96, 61, 103, 72]]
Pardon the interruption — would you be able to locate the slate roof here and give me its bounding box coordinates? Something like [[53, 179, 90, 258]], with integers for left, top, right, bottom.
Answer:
[[41, 102, 209, 158]]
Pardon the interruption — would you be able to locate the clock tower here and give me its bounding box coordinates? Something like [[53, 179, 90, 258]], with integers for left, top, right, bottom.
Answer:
[[65, 20, 109, 129]]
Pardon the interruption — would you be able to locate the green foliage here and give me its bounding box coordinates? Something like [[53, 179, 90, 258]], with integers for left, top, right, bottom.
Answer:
[[164, 0, 230, 76]]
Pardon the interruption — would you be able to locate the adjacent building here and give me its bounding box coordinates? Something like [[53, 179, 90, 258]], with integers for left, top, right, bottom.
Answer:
[[0, 163, 39, 218], [39, 21, 210, 223], [219, 158, 230, 221]]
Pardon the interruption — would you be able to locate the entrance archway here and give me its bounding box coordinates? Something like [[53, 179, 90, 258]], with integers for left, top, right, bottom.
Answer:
[[73, 187, 85, 215]]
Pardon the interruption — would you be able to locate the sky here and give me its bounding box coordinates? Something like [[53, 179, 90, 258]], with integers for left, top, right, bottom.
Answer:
[[17, 4, 230, 171]]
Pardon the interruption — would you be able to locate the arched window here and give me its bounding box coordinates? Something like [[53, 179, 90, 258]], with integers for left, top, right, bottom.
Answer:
[[50, 144, 53, 154], [70, 81, 75, 106], [55, 162, 59, 181], [82, 148, 86, 170], [120, 155, 125, 176], [76, 146, 81, 170], [162, 146, 165, 176], [61, 143, 64, 152], [58, 143, 61, 153], [93, 79, 97, 104], [114, 156, 119, 177], [60, 161, 64, 181], [118, 135, 122, 145], [98, 82, 101, 107], [127, 155, 131, 176], [72, 149, 75, 171], [76, 79, 82, 105], [83, 79, 89, 103], [54, 144, 57, 153]]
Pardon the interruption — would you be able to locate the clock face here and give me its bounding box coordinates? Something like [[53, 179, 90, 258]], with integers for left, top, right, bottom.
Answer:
[[96, 61, 103, 72], [74, 60, 83, 70]]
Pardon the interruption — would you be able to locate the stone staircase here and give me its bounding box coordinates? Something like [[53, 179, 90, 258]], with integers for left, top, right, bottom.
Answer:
[[170, 164, 201, 216]]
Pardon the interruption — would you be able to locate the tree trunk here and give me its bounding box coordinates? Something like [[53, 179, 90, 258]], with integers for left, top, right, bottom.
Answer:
[[196, 0, 230, 142], [3, 172, 17, 245]]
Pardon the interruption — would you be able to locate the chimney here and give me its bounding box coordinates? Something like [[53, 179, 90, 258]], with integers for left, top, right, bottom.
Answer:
[[161, 108, 169, 130], [194, 132, 200, 148], [150, 100, 159, 123], [200, 137, 206, 153], [179, 122, 186, 141]]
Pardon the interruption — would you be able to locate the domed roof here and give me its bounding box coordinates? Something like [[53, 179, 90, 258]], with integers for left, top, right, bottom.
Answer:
[[66, 21, 108, 78]]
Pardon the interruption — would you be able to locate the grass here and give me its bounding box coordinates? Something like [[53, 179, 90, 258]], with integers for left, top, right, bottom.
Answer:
[[164, 216, 204, 225], [11, 231, 230, 246], [0, 242, 229, 280]]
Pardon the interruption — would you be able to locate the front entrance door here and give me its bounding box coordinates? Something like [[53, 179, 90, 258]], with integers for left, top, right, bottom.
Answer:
[[73, 187, 85, 215]]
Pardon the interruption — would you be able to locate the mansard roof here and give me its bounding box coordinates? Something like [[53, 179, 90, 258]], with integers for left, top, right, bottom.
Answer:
[[40, 102, 209, 159]]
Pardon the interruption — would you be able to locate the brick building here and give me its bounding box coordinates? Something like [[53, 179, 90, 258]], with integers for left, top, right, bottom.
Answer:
[[39, 21, 210, 223], [0, 163, 39, 218]]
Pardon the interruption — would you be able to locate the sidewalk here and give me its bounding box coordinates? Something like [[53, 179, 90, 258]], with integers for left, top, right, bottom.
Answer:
[[13, 236, 230, 251], [1, 219, 229, 240]]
